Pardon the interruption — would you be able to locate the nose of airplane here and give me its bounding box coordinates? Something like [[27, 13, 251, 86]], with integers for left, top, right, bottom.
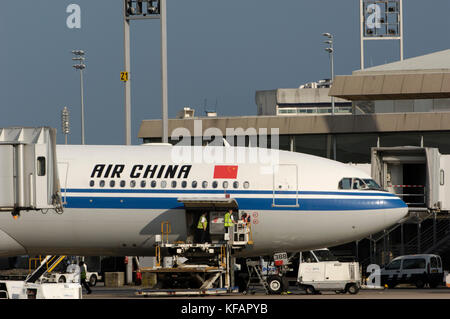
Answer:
[[384, 196, 409, 226]]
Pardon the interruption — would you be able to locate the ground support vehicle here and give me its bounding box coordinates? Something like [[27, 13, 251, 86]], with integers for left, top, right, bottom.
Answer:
[[380, 254, 444, 288]]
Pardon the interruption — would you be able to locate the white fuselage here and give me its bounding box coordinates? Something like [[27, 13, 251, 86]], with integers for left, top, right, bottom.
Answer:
[[0, 145, 408, 257]]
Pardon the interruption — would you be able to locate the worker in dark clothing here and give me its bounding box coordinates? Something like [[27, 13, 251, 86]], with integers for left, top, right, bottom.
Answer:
[[196, 212, 208, 244], [79, 261, 92, 294], [241, 212, 250, 226]]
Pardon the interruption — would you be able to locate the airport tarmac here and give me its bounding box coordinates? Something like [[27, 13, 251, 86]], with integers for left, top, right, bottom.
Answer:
[[83, 283, 450, 299]]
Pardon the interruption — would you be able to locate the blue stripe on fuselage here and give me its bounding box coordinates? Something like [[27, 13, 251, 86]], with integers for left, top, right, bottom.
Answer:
[[62, 188, 399, 197], [63, 193, 406, 211]]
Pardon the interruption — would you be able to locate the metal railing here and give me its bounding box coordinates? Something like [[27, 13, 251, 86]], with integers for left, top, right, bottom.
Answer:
[[391, 185, 426, 206]]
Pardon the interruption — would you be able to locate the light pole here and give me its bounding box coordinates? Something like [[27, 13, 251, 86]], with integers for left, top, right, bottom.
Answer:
[[322, 33, 335, 115], [61, 106, 70, 145], [72, 50, 86, 145]]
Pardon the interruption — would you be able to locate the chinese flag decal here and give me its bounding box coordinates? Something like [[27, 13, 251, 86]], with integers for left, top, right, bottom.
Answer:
[[213, 165, 238, 179]]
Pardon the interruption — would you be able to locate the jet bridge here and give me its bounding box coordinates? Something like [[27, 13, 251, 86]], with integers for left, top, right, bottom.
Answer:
[[370, 146, 440, 213], [0, 127, 62, 215]]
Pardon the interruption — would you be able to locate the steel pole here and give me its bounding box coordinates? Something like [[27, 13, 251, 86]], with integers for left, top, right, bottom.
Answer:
[[123, 1, 132, 146], [360, 0, 365, 70], [160, 0, 169, 143], [399, 0, 404, 61], [80, 68, 85, 145], [330, 38, 335, 116]]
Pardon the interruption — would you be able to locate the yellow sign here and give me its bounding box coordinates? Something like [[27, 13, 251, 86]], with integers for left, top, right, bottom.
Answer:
[[120, 71, 129, 82]]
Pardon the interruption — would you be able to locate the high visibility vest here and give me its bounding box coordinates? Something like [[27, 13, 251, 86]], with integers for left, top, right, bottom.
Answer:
[[224, 212, 233, 227], [197, 216, 207, 229]]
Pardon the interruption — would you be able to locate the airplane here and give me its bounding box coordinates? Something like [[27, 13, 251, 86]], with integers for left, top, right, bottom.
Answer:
[[0, 143, 408, 258]]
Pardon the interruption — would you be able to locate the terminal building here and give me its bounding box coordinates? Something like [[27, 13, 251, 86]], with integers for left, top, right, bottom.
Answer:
[[255, 79, 352, 116], [138, 48, 450, 267]]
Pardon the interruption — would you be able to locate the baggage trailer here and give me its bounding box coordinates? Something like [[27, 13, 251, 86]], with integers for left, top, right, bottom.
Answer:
[[136, 215, 252, 297]]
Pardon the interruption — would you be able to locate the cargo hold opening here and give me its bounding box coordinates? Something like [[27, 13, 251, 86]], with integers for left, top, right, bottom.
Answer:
[[177, 197, 239, 244]]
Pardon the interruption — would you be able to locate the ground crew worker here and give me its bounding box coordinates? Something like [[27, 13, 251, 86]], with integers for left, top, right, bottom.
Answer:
[[224, 209, 237, 240], [241, 212, 250, 226], [196, 212, 208, 244], [240, 212, 251, 241], [79, 261, 92, 294]]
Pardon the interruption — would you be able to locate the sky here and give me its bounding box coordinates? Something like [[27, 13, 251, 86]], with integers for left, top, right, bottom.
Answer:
[[0, 0, 449, 145]]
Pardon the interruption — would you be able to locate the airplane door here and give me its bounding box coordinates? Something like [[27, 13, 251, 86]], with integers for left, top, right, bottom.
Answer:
[[273, 164, 299, 207]]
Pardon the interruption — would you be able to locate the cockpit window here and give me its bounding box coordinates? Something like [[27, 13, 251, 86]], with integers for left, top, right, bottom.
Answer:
[[363, 179, 382, 190], [338, 178, 352, 190], [352, 178, 366, 190], [339, 177, 372, 190]]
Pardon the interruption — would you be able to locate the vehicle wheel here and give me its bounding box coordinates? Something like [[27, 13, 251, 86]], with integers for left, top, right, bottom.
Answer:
[[305, 286, 315, 295], [429, 282, 439, 289], [347, 284, 359, 295], [267, 276, 283, 295], [415, 279, 425, 289], [58, 276, 66, 283], [89, 275, 97, 287], [386, 281, 397, 289]]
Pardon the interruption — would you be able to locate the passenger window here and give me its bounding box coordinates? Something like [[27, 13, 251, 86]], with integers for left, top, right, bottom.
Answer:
[[243, 181, 250, 189], [212, 181, 218, 188], [151, 181, 157, 188], [140, 180, 146, 188], [233, 181, 239, 189], [431, 257, 438, 268], [202, 181, 208, 188], [89, 180, 95, 187], [161, 181, 167, 188], [301, 251, 316, 263], [385, 259, 401, 270], [403, 258, 425, 270], [110, 180, 116, 188], [192, 181, 197, 188], [440, 170, 445, 186], [223, 181, 228, 189], [120, 180, 126, 188], [171, 181, 177, 188], [181, 181, 187, 188], [37, 157, 46, 176], [99, 180, 105, 188], [130, 180, 136, 188], [438, 257, 442, 268], [338, 178, 352, 190]]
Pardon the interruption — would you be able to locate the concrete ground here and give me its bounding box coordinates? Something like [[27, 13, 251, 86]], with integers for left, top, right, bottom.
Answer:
[[83, 282, 450, 299]]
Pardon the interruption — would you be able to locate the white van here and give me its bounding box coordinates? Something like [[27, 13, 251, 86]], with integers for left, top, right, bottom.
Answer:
[[380, 254, 444, 288]]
